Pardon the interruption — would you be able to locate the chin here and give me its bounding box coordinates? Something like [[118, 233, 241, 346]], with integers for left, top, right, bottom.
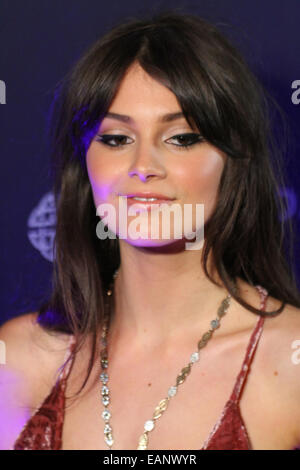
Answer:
[[119, 235, 189, 252]]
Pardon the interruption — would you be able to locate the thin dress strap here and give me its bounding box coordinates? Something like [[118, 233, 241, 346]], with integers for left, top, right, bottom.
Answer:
[[229, 285, 269, 404]]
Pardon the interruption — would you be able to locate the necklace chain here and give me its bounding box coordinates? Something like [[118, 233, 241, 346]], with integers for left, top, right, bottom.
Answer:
[[100, 270, 236, 450]]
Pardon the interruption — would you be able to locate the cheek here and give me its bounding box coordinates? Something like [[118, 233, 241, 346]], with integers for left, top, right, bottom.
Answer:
[[86, 145, 117, 201], [86, 145, 104, 186], [179, 152, 225, 203]]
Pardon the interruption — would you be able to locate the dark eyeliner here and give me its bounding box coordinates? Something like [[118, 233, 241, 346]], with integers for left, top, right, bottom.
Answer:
[[166, 133, 204, 150], [95, 132, 204, 149]]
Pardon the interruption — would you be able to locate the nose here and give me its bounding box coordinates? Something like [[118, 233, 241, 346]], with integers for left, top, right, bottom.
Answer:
[[128, 143, 166, 182]]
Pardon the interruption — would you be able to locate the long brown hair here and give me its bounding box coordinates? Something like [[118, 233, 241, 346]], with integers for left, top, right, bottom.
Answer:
[[37, 10, 300, 398]]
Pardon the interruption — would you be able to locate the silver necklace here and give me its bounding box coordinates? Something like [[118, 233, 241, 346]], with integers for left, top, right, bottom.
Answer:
[[100, 270, 234, 450]]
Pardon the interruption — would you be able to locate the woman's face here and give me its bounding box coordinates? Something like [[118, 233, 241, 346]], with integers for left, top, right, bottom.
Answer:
[[86, 62, 226, 248]]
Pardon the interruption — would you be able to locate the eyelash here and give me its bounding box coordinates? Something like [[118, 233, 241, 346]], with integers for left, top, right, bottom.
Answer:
[[95, 133, 204, 151]]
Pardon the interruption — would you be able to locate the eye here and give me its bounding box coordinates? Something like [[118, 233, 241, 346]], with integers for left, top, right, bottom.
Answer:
[[94, 132, 204, 150], [95, 134, 133, 148], [166, 133, 204, 150]]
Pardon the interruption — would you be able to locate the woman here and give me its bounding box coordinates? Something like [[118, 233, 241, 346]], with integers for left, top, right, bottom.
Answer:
[[1, 10, 300, 450]]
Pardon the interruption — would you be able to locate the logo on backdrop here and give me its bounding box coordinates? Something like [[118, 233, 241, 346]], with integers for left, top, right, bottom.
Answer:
[[27, 192, 56, 262]]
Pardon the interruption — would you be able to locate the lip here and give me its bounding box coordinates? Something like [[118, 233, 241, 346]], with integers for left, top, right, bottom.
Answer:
[[119, 192, 174, 200], [118, 193, 175, 212]]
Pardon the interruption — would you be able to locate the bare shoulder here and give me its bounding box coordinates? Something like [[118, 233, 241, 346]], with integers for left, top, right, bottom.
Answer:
[[0, 313, 75, 449], [236, 280, 300, 442], [0, 311, 72, 367], [263, 296, 300, 443], [0, 312, 73, 404], [262, 294, 300, 387], [238, 279, 300, 370]]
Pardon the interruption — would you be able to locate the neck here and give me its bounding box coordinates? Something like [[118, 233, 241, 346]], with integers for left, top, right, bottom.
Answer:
[[107, 241, 236, 358]]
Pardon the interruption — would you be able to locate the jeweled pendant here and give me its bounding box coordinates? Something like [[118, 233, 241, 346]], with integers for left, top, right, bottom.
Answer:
[[105, 434, 114, 447], [190, 351, 199, 363], [144, 420, 155, 432], [102, 409, 111, 421], [100, 372, 108, 383], [102, 395, 109, 406]]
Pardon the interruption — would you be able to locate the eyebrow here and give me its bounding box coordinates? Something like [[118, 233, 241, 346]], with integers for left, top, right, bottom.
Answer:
[[102, 111, 187, 124]]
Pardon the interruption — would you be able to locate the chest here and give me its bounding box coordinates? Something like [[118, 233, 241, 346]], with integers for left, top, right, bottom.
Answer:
[[61, 342, 298, 450]]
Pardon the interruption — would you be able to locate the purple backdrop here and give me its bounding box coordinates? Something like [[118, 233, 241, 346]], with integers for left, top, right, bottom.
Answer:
[[1, 0, 299, 325]]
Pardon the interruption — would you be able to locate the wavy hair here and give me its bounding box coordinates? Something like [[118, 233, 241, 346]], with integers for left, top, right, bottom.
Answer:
[[37, 10, 300, 398]]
